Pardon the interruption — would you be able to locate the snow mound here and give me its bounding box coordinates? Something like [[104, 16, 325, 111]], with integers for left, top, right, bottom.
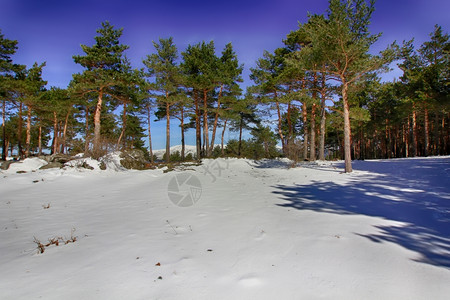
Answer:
[[100, 152, 126, 171], [64, 157, 103, 171], [64, 152, 125, 172], [4, 157, 47, 173]]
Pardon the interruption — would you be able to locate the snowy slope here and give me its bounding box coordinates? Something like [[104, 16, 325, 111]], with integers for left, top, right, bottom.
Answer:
[[0, 156, 449, 299]]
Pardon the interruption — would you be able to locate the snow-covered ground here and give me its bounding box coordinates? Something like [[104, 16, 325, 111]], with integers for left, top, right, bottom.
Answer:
[[0, 155, 449, 299]]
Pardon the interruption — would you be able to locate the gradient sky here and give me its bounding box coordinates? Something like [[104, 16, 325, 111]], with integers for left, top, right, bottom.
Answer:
[[1, 0, 449, 149]]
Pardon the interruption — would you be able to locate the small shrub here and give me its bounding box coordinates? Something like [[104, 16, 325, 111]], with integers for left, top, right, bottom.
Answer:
[[169, 151, 181, 162], [33, 228, 78, 254]]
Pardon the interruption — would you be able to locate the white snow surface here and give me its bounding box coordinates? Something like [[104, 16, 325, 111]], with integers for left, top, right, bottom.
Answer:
[[1, 156, 449, 299]]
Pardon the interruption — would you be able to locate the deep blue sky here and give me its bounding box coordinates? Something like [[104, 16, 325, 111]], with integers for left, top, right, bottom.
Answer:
[[1, 0, 449, 149]]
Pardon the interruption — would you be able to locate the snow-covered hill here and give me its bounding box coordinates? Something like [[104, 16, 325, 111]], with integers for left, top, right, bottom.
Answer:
[[153, 145, 199, 160], [1, 156, 449, 299]]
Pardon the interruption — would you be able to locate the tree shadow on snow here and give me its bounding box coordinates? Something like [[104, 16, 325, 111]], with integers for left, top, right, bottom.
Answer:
[[273, 157, 450, 269]]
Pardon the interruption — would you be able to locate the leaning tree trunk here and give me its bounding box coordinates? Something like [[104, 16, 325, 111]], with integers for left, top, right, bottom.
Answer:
[[221, 118, 228, 156], [93, 90, 104, 156], [341, 81, 352, 173]]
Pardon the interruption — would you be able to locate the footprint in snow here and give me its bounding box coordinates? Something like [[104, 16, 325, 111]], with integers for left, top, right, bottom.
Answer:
[[239, 275, 263, 287], [255, 230, 266, 241]]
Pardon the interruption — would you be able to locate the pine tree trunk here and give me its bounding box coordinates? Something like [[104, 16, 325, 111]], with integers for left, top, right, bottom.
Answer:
[[51, 111, 58, 155], [117, 103, 127, 150], [341, 81, 352, 173], [433, 113, 439, 155], [57, 121, 62, 154], [310, 72, 318, 161], [310, 103, 316, 161], [18, 103, 23, 159], [165, 98, 170, 163], [180, 106, 185, 161], [84, 106, 89, 154], [25, 108, 32, 158], [221, 118, 228, 156], [275, 99, 285, 155], [385, 118, 390, 158], [210, 85, 222, 154], [302, 101, 308, 160], [93, 90, 103, 156], [38, 125, 42, 156], [404, 122, 409, 158], [440, 114, 446, 155], [319, 73, 327, 161], [61, 111, 70, 154], [147, 105, 153, 164], [203, 90, 209, 157], [2, 100, 6, 161], [287, 101, 292, 157], [238, 114, 243, 157], [195, 91, 201, 160]]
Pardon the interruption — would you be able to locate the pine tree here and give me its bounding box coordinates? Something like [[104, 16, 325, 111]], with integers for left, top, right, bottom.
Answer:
[[181, 41, 220, 158], [299, 0, 396, 172], [20, 63, 47, 157], [209, 43, 243, 155], [0, 29, 24, 160], [399, 26, 450, 157], [71, 21, 129, 157], [250, 48, 289, 155], [143, 37, 181, 163]]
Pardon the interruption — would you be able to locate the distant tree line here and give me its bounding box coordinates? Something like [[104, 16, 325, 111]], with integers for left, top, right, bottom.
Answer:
[[1, 0, 448, 172]]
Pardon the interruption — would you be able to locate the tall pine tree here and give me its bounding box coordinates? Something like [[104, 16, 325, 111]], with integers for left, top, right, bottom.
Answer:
[[71, 21, 129, 157]]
